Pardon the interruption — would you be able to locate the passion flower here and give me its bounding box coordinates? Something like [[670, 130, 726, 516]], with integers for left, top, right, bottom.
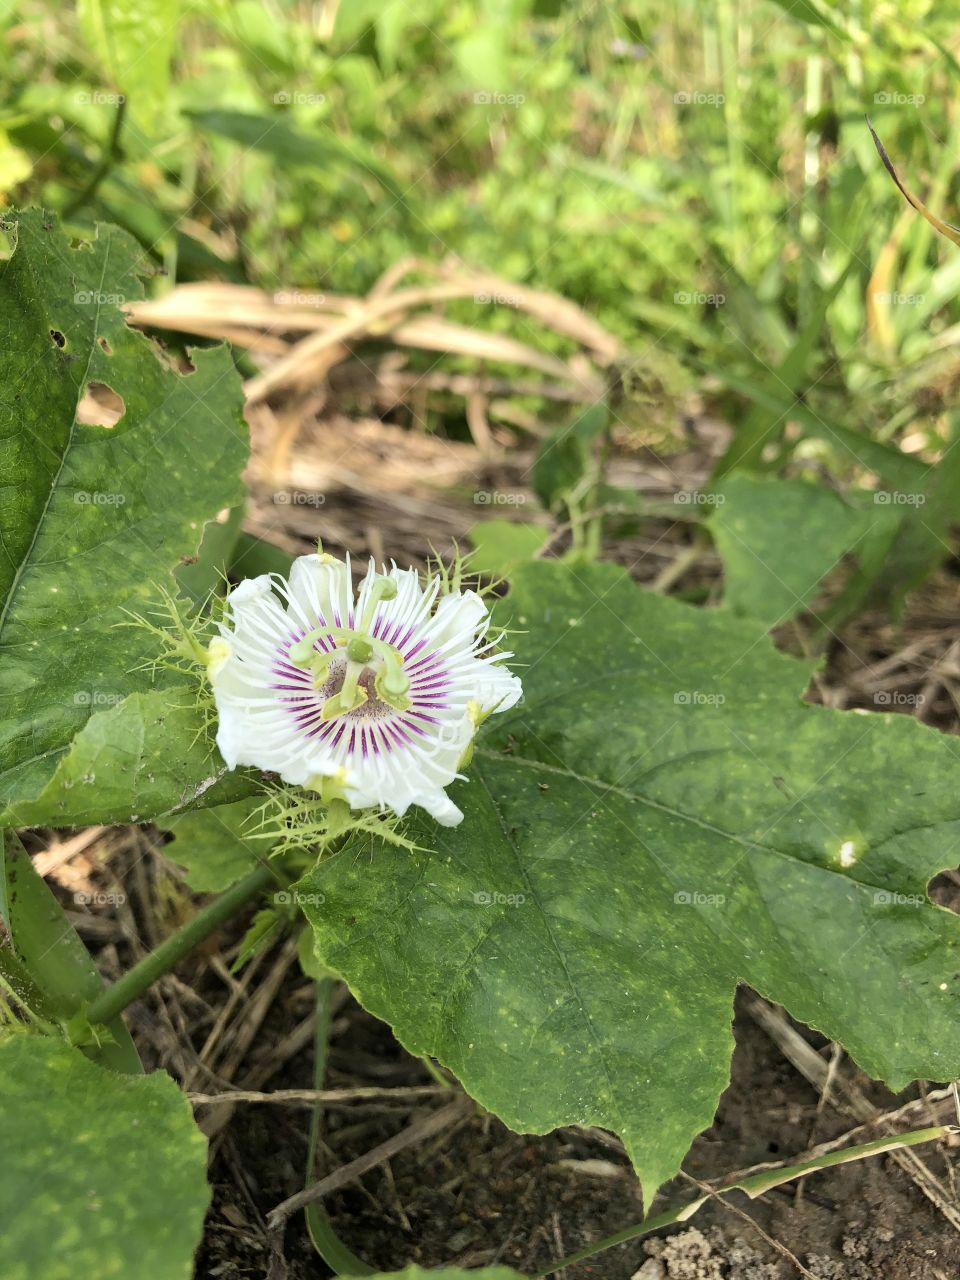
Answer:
[[209, 553, 522, 826]]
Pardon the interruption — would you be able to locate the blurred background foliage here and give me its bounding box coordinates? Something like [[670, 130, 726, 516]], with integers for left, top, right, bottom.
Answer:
[[5, 0, 960, 477]]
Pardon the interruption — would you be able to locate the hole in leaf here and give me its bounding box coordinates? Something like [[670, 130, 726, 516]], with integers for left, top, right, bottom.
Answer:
[[140, 330, 193, 375], [0, 222, 17, 261], [927, 869, 960, 915], [98, 336, 113, 355], [76, 381, 125, 428], [49, 328, 65, 348]]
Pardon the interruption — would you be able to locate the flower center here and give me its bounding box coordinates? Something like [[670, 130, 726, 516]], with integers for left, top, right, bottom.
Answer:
[[313, 658, 394, 722], [287, 574, 412, 722]]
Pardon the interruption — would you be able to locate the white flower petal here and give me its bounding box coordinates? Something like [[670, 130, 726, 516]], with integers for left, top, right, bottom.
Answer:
[[283, 554, 353, 632], [221, 574, 291, 666], [415, 790, 464, 827], [474, 660, 523, 714], [429, 590, 487, 648]]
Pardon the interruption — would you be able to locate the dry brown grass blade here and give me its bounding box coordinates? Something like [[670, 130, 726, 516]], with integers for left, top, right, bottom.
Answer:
[[125, 267, 618, 410], [462, 269, 620, 361], [389, 314, 590, 383], [188, 1086, 450, 1107], [465, 389, 498, 456], [243, 284, 472, 401], [869, 118, 960, 247], [746, 992, 960, 1234], [865, 208, 911, 354], [245, 293, 601, 402], [266, 1096, 472, 1229], [366, 255, 620, 358], [129, 281, 351, 325]]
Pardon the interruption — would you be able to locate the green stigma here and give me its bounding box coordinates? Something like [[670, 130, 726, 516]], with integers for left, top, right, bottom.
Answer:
[[289, 572, 411, 719]]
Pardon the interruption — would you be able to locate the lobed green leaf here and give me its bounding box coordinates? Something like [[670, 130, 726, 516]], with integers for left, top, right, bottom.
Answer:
[[301, 559, 960, 1204]]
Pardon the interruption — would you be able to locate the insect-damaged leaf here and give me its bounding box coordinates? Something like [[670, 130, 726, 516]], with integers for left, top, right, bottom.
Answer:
[[0, 210, 250, 825]]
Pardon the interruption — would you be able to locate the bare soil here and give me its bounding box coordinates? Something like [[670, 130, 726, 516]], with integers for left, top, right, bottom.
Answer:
[[188, 981, 960, 1279]]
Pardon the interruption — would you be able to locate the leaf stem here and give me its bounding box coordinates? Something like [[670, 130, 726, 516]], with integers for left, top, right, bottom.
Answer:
[[419, 1055, 454, 1089], [63, 95, 127, 219], [303, 977, 375, 1274], [86, 862, 277, 1027]]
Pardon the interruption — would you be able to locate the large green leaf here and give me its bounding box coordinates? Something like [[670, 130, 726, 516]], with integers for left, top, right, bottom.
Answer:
[[0, 210, 249, 825], [469, 519, 549, 576], [164, 795, 275, 892], [301, 559, 960, 1204], [858, 411, 960, 614], [710, 473, 874, 628], [0, 1035, 209, 1280], [711, 456, 959, 630], [174, 504, 243, 603]]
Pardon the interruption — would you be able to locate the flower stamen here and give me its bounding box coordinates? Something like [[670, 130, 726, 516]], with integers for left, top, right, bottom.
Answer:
[[290, 573, 412, 717]]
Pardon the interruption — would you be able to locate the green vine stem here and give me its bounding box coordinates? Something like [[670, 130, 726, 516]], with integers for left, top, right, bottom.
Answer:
[[304, 977, 375, 1274], [533, 1124, 955, 1277], [85, 861, 278, 1028], [63, 95, 127, 219]]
